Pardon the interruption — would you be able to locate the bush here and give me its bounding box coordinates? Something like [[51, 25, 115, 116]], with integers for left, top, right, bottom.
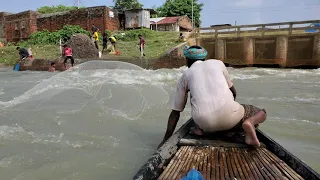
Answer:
[[104, 30, 112, 37], [113, 29, 156, 41], [27, 25, 90, 45]]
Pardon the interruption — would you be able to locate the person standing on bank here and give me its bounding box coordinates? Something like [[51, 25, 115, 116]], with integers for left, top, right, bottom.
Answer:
[[93, 30, 99, 50], [102, 33, 108, 53], [62, 45, 75, 69], [158, 46, 267, 148], [138, 34, 146, 57]]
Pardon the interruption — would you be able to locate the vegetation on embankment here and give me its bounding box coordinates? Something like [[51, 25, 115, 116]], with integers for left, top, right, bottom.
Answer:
[[0, 26, 181, 66]]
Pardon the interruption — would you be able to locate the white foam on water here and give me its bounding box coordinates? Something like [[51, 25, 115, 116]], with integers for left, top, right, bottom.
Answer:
[[0, 125, 121, 149], [0, 88, 4, 96], [230, 68, 319, 79], [244, 96, 320, 103], [271, 117, 320, 126]]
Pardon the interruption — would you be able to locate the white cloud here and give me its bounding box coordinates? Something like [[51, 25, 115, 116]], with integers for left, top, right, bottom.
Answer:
[[229, 0, 263, 7]]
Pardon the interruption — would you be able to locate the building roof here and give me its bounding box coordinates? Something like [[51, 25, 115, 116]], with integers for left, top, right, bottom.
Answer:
[[150, 17, 166, 23], [124, 8, 157, 14], [151, 15, 193, 30], [153, 16, 184, 25]]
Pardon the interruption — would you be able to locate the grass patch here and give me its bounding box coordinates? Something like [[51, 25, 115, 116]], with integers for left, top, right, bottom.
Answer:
[[0, 31, 181, 66], [104, 31, 181, 59], [0, 45, 61, 66]]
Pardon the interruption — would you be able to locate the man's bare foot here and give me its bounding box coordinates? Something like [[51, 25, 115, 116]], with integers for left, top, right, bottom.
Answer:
[[242, 120, 260, 146]]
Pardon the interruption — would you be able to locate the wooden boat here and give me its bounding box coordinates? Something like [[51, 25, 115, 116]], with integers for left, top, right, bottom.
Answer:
[[133, 119, 320, 180]]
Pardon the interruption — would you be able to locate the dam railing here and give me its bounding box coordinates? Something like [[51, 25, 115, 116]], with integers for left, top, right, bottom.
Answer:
[[197, 20, 320, 38]]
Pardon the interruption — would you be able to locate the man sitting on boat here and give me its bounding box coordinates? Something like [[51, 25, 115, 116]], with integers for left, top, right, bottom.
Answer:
[[159, 46, 267, 147]]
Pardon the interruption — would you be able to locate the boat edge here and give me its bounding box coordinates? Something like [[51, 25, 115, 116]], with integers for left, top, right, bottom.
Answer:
[[257, 129, 320, 180], [132, 119, 194, 180]]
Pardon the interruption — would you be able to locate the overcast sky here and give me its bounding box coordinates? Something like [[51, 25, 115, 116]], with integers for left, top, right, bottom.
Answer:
[[1, 0, 319, 27]]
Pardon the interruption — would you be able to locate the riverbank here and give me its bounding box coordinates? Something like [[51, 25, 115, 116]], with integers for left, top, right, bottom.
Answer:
[[0, 31, 181, 66]]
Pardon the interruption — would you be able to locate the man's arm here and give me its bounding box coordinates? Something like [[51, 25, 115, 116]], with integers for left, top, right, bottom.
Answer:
[[229, 85, 237, 100], [158, 110, 181, 148], [158, 75, 188, 148]]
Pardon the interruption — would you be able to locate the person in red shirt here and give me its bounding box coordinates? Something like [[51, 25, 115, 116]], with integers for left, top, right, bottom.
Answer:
[[138, 34, 146, 57], [62, 44, 75, 69]]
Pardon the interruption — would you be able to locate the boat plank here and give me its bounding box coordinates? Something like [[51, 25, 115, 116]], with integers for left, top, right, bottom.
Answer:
[[256, 149, 282, 180], [234, 148, 251, 179], [262, 148, 304, 180], [210, 147, 216, 180], [202, 147, 208, 180], [219, 148, 225, 180], [241, 149, 261, 180], [229, 148, 241, 179], [177, 146, 194, 179], [249, 148, 273, 180], [158, 146, 186, 180], [206, 147, 211, 180], [171, 146, 191, 180], [261, 148, 296, 180], [231, 148, 246, 180], [215, 148, 220, 180], [221, 149, 229, 179], [235, 148, 255, 179]]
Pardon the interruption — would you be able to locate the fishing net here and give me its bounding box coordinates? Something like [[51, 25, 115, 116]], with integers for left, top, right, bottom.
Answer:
[[1, 60, 177, 121]]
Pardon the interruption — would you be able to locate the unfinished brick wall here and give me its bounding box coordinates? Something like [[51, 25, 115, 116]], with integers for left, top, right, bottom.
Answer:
[[4, 11, 38, 42], [0, 12, 10, 40], [37, 6, 119, 33]]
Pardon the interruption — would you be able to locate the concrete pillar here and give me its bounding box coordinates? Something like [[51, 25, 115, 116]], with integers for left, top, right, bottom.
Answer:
[[187, 38, 197, 46], [276, 36, 288, 68], [215, 39, 225, 60], [196, 38, 201, 46], [243, 38, 254, 65], [313, 34, 320, 66]]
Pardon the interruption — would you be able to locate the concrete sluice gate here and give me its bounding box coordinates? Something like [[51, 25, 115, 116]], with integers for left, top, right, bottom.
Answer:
[[198, 34, 320, 68]]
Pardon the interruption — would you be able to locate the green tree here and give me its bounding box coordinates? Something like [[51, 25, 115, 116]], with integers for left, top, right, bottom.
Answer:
[[37, 5, 83, 14], [156, 0, 203, 27], [113, 0, 143, 10]]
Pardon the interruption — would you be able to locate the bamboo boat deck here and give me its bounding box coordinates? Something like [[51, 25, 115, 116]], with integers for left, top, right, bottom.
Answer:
[[133, 119, 320, 180], [158, 146, 304, 180]]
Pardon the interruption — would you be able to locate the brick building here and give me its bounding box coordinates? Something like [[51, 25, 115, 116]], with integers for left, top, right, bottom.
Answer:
[[0, 12, 11, 41], [150, 15, 193, 32], [4, 11, 38, 42], [37, 6, 119, 33], [1, 6, 157, 42]]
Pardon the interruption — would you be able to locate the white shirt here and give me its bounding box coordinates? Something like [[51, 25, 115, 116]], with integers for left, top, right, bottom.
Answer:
[[172, 60, 244, 132]]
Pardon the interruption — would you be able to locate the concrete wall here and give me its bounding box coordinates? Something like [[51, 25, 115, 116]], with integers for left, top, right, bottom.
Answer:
[[4, 11, 38, 42], [37, 6, 119, 33], [198, 34, 320, 68]]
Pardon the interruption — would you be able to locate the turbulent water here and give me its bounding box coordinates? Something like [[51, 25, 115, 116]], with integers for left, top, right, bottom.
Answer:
[[0, 61, 319, 179]]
